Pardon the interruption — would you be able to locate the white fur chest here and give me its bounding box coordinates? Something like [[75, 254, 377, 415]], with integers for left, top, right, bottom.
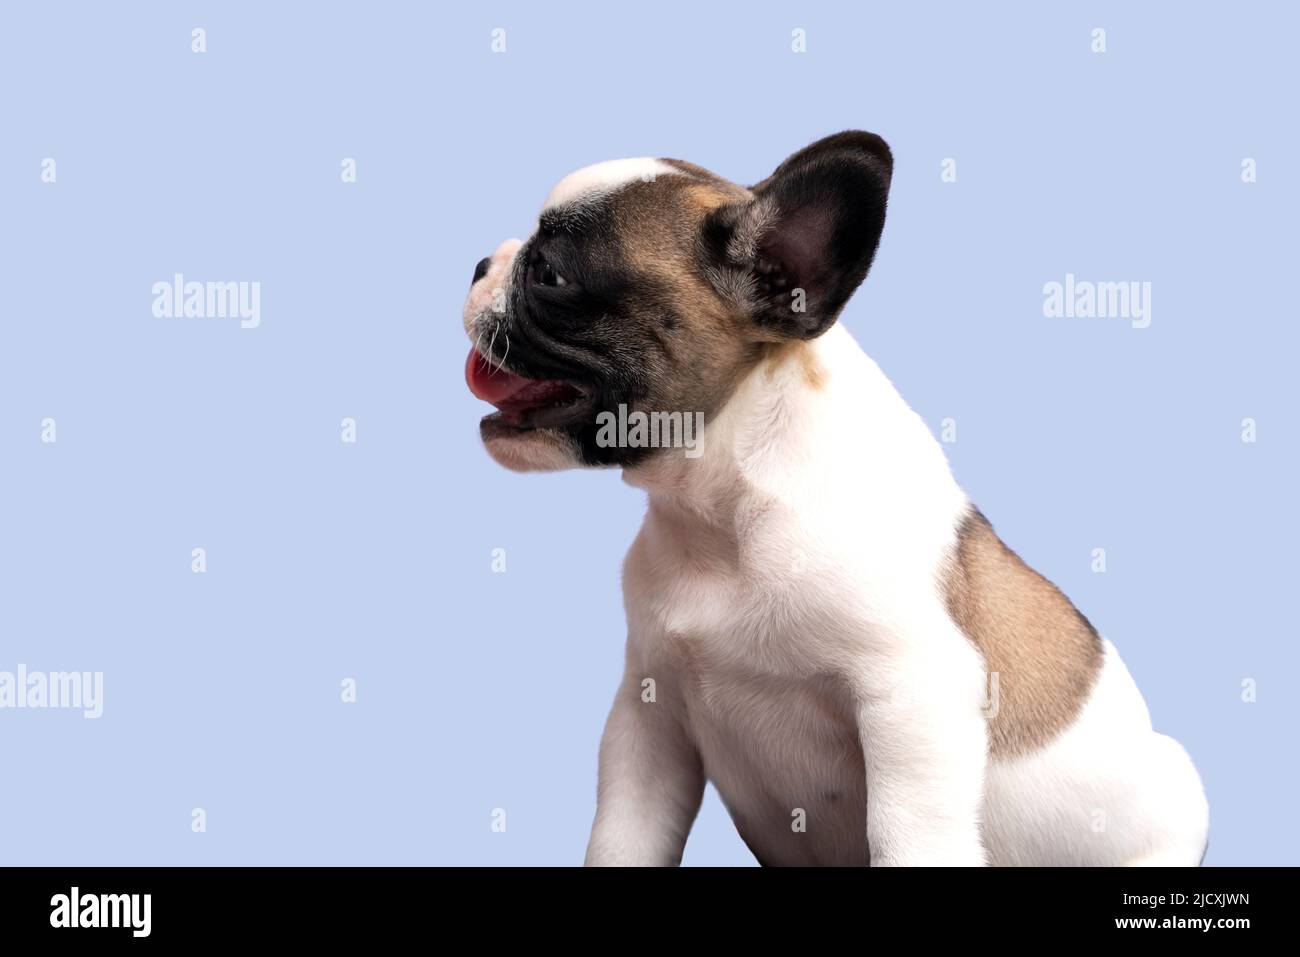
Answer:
[[624, 515, 876, 864]]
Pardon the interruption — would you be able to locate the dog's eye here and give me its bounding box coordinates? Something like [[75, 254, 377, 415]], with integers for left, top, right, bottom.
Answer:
[[533, 260, 567, 288]]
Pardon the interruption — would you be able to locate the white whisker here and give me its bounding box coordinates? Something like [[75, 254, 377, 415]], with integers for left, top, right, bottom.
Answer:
[[485, 323, 500, 376]]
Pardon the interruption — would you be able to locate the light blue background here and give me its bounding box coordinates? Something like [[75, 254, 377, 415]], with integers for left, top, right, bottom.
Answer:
[[1, 1, 1295, 866]]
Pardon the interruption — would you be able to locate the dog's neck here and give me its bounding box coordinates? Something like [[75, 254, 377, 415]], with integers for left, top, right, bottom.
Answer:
[[626, 325, 878, 526], [624, 321, 963, 552]]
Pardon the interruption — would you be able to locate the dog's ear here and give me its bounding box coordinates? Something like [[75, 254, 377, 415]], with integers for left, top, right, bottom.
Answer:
[[702, 131, 892, 340]]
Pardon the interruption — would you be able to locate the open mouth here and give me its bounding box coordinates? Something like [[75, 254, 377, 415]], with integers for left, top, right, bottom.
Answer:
[[465, 348, 591, 431]]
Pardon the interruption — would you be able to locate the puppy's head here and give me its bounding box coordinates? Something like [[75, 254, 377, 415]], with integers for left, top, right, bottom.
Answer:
[[462, 131, 893, 471]]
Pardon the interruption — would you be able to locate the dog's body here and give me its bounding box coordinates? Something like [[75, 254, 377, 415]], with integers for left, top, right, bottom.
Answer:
[[602, 323, 1206, 866], [462, 133, 1208, 865]]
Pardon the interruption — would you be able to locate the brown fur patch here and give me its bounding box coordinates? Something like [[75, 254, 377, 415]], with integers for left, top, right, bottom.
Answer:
[[610, 175, 765, 419], [760, 340, 828, 390], [792, 343, 827, 390], [943, 508, 1104, 757], [662, 159, 753, 201]]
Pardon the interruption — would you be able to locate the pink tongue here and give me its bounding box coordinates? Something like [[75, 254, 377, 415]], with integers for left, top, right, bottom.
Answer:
[[465, 349, 534, 404]]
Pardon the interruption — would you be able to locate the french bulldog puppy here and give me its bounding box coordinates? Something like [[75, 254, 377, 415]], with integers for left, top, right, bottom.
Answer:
[[462, 132, 1209, 866]]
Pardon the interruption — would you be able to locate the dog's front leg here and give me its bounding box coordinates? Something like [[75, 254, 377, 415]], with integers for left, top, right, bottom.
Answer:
[[584, 669, 704, 867], [852, 649, 990, 866]]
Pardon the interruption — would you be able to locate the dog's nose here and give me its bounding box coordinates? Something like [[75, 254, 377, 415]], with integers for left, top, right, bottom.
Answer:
[[471, 256, 491, 287]]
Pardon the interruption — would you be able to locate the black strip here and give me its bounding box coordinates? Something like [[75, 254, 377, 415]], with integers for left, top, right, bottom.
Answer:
[[0, 865, 1285, 944]]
